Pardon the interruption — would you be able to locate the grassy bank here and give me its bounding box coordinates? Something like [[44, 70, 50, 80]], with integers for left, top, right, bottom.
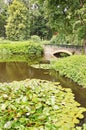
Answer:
[[51, 55, 86, 87], [0, 40, 43, 58], [0, 79, 86, 130]]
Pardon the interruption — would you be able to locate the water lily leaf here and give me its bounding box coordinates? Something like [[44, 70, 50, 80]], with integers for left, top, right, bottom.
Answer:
[[0, 79, 86, 129], [38, 115, 47, 121], [4, 121, 13, 129], [35, 103, 42, 109], [72, 118, 79, 124], [1, 104, 7, 110], [76, 113, 84, 119], [53, 105, 59, 110], [32, 97, 39, 103], [22, 96, 27, 102], [28, 127, 38, 130]]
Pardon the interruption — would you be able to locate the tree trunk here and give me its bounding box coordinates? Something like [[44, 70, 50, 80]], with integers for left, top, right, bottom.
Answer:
[[83, 39, 86, 54]]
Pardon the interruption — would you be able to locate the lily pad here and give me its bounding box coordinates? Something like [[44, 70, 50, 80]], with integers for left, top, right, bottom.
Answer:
[[0, 79, 86, 129]]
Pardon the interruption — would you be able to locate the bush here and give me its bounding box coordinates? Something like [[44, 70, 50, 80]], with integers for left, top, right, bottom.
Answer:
[[30, 35, 41, 42], [0, 40, 43, 58], [27, 43, 43, 58], [50, 34, 66, 45], [51, 55, 86, 87]]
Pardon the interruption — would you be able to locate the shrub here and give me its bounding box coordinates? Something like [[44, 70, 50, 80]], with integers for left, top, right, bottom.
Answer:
[[50, 34, 66, 45], [0, 41, 43, 58], [27, 43, 43, 58], [30, 35, 41, 43], [51, 55, 86, 87]]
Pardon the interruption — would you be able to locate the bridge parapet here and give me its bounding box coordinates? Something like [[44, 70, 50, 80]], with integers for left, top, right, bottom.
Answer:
[[43, 44, 83, 59], [45, 44, 83, 49]]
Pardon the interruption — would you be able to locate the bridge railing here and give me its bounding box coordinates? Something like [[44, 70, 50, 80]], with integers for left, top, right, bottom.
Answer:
[[44, 44, 83, 49]]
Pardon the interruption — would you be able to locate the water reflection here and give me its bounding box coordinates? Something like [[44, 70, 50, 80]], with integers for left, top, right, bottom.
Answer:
[[52, 71, 86, 107], [0, 62, 56, 83]]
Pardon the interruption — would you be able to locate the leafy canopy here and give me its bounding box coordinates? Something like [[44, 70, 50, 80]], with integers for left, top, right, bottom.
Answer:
[[37, 0, 86, 44]]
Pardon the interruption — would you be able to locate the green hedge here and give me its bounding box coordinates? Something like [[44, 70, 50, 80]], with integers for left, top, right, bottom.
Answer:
[[0, 40, 43, 57], [51, 55, 86, 87], [0, 79, 86, 130]]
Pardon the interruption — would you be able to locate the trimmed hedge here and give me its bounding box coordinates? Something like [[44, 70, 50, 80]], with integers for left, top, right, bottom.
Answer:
[[0, 40, 43, 57]]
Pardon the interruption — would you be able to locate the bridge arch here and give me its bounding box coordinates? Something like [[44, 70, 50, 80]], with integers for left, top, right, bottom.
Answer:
[[53, 50, 72, 58]]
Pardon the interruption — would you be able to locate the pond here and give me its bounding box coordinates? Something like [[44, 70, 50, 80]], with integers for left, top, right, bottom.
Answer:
[[52, 71, 86, 108], [0, 54, 86, 127], [0, 62, 56, 83], [0, 55, 86, 108]]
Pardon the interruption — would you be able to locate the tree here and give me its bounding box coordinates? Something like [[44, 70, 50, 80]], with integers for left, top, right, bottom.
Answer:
[[0, 12, 7, 37], [20, 0, 53, 39], [29, 1, 52, 39], [37, 0, 86, 46], [0, 0, 7, 37], [72, 2, 86, 51], [5, 0, 30, 41]]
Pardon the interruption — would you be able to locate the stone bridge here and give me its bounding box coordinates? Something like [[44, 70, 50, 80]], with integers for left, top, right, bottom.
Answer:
[[43, 44, 83, 59]]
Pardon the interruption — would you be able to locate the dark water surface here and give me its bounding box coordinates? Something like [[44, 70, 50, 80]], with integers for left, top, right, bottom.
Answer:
[[0, 61, 86, 108], [0, 62, 56, 83], [52, 71, 86, 107]]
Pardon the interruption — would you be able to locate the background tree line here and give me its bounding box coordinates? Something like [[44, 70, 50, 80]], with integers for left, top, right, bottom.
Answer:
[[0, 0, 86, 47], [0, 0, 52, 40]]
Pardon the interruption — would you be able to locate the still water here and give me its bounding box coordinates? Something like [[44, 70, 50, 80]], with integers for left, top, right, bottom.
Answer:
[[0, 62, 56, 83], [0, 61, 86, 108]]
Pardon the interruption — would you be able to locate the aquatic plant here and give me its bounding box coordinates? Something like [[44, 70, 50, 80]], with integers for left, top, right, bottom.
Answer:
[[0, 79, 85, 129]]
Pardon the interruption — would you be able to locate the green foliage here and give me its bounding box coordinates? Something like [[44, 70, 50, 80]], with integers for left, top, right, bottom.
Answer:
[[26, 43, 43, 58], [51, 55, 86, 87], [58, 52, 70, 58], [78, 26, 86, 40], [39, 0, 73, 33], [0, 13, 6, 37], [0, 0, 53, 40], [37, 0, 86, 44], [29, 1, 52, 40], [30, 35, 41, 42], [50, 35, 59, 45], [76, 124, 86, 130], [0, 40, 43, 58], [5, 0, 30, 41], [50, 34, 66, 45], [0, 79, 85, 129], [0, 0, 7, 37], [73, 3, 86, 41]]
